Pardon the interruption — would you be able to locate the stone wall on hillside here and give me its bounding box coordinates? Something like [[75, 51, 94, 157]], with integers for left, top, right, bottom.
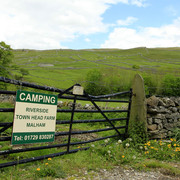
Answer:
[[146, 96, 180, 139]]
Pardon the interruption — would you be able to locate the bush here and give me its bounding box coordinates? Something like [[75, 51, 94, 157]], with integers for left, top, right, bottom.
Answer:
[[162, 75, 180, 96], [84, 69, 107, 95]]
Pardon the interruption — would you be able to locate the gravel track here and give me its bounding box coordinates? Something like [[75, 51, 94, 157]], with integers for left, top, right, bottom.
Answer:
[[57, 166, 179, 180]]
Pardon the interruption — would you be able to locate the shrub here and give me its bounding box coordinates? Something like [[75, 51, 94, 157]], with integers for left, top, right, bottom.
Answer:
[[162, 75, 180, 96], [84, 69, 107, 95]]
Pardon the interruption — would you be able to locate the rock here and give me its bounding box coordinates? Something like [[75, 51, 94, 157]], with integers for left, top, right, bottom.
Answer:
[[147, 108, 158, 114], [84, 104, 91, 109], [158, 123, 163, 130], [147, 118, 153, 125], [169, 107, 178, 113], [146, 96, 159, 107], [155, 114, 165, 119], [164, 123, 175, 130], [148, 124, 157, 131], [162, 97, 175, 107], [158, 99, 166, 106], [154, 118, 162, 124]]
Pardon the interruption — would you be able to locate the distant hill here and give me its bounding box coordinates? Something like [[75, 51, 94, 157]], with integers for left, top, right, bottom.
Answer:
[[11, 47, 180, 90]]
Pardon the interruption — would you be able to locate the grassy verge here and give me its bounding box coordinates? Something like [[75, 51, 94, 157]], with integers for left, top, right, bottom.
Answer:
[[0, 136, 179, 179]]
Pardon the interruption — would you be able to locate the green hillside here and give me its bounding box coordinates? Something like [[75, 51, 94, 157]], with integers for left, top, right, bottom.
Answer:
[[10, 47, 180, 94]]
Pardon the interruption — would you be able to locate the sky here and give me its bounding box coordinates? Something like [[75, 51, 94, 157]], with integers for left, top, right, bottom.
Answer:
[[0, 0, 180, 50]]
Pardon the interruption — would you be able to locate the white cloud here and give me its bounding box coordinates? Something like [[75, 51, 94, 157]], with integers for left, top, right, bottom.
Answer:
[[85, 38, 91, 42], [0, 0, 147, 49], [130, 0, 147, 7], [117, 17, 138, 26], [101, 17, 180, 49], [165, 6, 178, 16]]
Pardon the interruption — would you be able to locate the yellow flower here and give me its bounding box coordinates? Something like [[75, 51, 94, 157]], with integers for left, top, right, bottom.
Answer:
[[122, 155, 125, 158], [78, 146, 81, 149], [145, 151, 149, 154], [48, 158, 52, 161], [173, 144, 177, 147], [168, 144, 171, 148], [36, 168, 40, 171], [45, 163, 48, 165], [170, 138, 174, 141]]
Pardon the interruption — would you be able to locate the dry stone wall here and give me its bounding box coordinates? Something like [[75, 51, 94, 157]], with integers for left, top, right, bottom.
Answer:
[[146, 96, 180, 139]]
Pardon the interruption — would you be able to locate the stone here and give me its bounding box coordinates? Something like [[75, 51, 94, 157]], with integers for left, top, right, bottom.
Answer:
[[164, 123, 175, 130], [147, 118, 153, 125], [158, 106, 170, 113], [146, 96, 159, 107], [147, 108, 158, 114], [151, 133, 166, 139], [158, 123, 163, 130], [169, 107, 178, 113], [154, 118, 162, 124], [148, 124, 157, 131], [158, 99, 166, 106], [163, 97, 175, 107], [129, 74, 147, 134], [155, 114, 165, 119]]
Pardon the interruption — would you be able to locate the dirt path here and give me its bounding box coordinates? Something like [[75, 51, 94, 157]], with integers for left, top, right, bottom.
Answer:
[[57, 166, 179, 180]]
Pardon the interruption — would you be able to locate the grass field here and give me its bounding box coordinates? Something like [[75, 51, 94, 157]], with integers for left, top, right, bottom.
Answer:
[[10, 47, 180, 92], [0, 47, 180, 179]]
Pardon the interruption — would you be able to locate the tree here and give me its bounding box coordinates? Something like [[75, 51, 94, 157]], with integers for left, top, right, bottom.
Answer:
[[0, 41, 13, 89], [0, 41, 13, 77]]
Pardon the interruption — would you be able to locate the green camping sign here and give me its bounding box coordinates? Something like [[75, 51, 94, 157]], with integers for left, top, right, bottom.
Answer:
[[11, 90, 58, 145]]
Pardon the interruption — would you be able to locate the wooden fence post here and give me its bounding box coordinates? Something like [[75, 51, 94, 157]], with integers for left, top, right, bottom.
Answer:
[[128, 74, 147, 142]]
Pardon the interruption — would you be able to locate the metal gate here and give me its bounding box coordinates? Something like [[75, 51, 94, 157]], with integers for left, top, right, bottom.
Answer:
[[0, 77, 132, 168]]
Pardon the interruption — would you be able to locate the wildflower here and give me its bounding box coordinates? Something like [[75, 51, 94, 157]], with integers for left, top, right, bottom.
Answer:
[[147, 141, 151, 146], [45, 163, 48, 165], [48, 158, 52, 161], [107, 150, 111, 154], [132, 155, 136, 159], [128, 138, 132, 142], [118, 140, 122, 144], [104, 139, 109, 143], [168, 144, 171, 148], [145, 151, 149, 154], [125, 143, 130, 147], [78, 146, 81, 148], [122, 155, 125, 158], [91, 144, 95, 148], [139, 146, 143, 150], [36, 168, 40, 171], [173, 144, 177, 147], [144, 146, 148, 151]]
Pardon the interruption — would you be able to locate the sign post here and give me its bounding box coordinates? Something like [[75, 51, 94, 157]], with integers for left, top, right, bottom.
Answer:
[[11, 90, 58, 145]]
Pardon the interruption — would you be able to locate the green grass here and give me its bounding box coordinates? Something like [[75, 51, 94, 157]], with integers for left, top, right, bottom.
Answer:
[[0, 137, 179, 179], [9, 47, 180, 92]]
